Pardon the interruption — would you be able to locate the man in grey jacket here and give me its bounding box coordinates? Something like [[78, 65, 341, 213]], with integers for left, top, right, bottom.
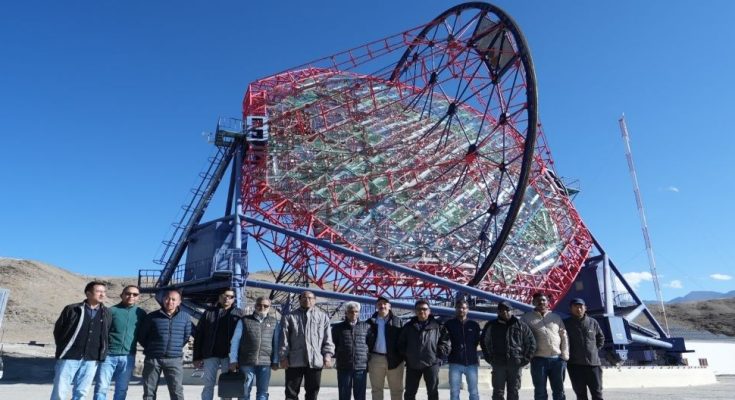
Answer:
[[564, 298, 605, 400], [279, 291, 335, 400]]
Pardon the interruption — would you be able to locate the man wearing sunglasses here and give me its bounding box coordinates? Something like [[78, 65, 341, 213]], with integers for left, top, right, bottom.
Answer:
[[194, 288, 244, 400], [398, 300, 450, 400], [229, 296, 280, 400], [93, 285, 147, 400]]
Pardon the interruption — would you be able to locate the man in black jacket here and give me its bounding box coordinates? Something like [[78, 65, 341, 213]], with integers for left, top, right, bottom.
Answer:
[[138, 289, 193, 400], [445, 299, 481, 400], [366, 296, 404, 400], [397, 300, 450, 400], [564, 298, 605, 400], [51, 281, 112, 400], [193, 287, 244, 400], [332, 301, 371, 400], [481, 300, 536, 400]]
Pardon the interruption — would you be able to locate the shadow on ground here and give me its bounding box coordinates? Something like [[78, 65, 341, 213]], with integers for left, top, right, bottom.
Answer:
[[1, 355, 55, 383]]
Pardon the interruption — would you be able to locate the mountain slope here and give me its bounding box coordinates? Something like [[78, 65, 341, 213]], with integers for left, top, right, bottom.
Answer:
[[669, 290, 735, 304]]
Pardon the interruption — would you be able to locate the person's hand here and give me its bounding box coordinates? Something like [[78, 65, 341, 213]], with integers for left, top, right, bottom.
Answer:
[[280, 359, 289, 369], [271, 362, 279, 371], [228, 362, 239, 372], [324, 354, 333, 368], [193, 360, 203, 369]]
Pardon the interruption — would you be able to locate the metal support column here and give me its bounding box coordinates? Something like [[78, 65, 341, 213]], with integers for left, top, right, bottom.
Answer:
[[233, 143, 245, 307], [603, 252, 615, 316]]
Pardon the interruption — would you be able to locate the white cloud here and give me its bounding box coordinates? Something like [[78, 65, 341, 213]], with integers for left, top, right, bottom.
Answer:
[[710, 273, 733, 281], [623, 271, 653, 289], [666, 186, 680, 193], [665, 280, 683, 289]]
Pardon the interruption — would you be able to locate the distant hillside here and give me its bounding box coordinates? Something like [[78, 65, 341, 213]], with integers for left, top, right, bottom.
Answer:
[[669, 290, 735, 304], [0, 258, 277, 343], [647, 298, 735, 337], [0, 257, 142, 343]]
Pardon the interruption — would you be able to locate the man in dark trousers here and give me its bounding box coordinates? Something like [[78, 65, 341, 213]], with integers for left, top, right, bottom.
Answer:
[[366, 296, 404, 400], [229, 296, 281, 400], [279, 291, 335, 400], [332, 301, 371, 400], [564, 298, 605, 400], [194, 287, 244, 400], [522, 293, 568, 400], [51, 281, 112, 400], [445, 299, 481, 400], [138, 289, 193, 400], [481, 300, 536, 400], [397, 299, 450, 400]]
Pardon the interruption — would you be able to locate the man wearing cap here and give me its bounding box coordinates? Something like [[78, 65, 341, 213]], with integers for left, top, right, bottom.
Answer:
[[366, 296, 404, 400], [481, 300, 536, 400], [564, 298, 605, 400], [521, 293, 569, 400]]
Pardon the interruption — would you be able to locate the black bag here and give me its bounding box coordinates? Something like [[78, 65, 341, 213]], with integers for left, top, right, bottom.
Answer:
[[218, 370, 246, 398]]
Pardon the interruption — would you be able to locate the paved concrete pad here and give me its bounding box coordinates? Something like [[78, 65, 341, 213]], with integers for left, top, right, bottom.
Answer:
[[1, 376, 732, 400]]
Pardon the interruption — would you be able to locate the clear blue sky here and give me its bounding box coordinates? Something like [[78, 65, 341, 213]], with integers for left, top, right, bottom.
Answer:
[[2, 1, 733, 301]]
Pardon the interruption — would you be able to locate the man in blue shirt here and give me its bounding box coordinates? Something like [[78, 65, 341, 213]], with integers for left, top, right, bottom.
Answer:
[[366, 296, 404, 400], [229, 296, 280, 400]]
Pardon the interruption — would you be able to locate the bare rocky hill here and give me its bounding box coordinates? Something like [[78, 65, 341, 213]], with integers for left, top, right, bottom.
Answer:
[[647, 299, 735, 337], [0, 258, 151, 343], [0, 258, 275, 344]]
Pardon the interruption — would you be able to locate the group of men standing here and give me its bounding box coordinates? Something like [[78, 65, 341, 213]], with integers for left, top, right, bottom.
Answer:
[[328, 293, 606, 400], [51, 282, 605, 400], [482, 293, 606, 400], [51, 281, 194, 400]]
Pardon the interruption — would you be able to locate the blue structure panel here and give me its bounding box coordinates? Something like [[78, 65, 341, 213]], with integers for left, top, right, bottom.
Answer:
[[185, 220, 234, 281]]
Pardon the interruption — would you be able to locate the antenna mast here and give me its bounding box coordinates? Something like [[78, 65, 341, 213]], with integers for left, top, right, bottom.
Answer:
[[618, 114, 669, 335]]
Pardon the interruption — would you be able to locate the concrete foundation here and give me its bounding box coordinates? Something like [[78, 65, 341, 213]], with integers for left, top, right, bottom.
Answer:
[[184, 364, 717, 389]]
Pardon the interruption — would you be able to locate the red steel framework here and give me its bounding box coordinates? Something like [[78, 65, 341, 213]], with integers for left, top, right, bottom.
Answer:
[[239, 3, 592, 307]]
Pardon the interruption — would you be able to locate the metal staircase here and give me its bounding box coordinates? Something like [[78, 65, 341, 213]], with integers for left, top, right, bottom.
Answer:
[[142, 118, 245, 291]]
